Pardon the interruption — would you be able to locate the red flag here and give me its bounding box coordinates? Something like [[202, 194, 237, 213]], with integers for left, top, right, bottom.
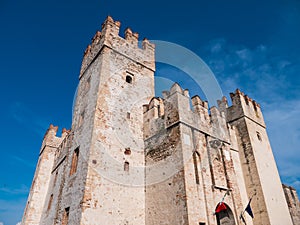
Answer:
[[215, 202, 227, 213]]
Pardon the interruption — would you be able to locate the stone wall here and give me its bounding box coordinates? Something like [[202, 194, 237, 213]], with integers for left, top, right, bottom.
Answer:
[[283, 184, 300, 225], [143, 83, 248, 225], [228, 90, 293, 225], [22, 125, 64, 225]]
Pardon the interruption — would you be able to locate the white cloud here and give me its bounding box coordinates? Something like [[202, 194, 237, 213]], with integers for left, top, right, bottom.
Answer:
[[16, 222, 21, 225], [0, 222, 4, 225], [203, 38, 300, 194], [0, 184, 29, 195], [264, 100, 300, 180]]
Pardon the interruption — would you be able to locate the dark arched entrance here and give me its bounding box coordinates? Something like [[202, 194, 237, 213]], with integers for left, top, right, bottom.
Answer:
[[215, 203, 236, 225]]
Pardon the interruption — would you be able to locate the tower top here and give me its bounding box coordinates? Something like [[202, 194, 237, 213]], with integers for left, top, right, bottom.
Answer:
[[79, 16, 155, 79]]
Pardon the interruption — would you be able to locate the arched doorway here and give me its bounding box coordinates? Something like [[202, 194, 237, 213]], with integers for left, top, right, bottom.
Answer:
[[215, 203, 236, 225]]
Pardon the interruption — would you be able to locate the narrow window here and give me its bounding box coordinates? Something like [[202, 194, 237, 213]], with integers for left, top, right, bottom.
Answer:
[[256, 131, 262, 141], [124, 161, 129, 172], [199, 223, 206, 225], [157, 105, 161, 116], [62, 207, 70, 225], [78, 111, 85, 127], [127, 112, 131, 119], [70, 147, 79, 176], [53, 170, 58, 187], [193, 152, 200, 184], [291, 189, 296, 201], [126, 75, 132, 84], [47, 194, 53, 211], [85, 76, 91, 92]]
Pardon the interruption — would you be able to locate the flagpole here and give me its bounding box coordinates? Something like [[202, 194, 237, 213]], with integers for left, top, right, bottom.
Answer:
[[240, 192, 256, 223], [240, 211, 247, 225], [213, 189, 230, 215], [221, 189, 229, 202]]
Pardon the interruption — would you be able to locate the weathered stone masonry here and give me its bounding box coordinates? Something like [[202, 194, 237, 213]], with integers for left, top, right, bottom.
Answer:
[[22, 16, 299, 225]]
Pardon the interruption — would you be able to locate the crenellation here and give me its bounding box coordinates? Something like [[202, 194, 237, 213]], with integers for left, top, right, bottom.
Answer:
[[80, 16, 155, 79], [61, 128, 70, 139], [227, 89, 265, 127], [192, 95, 208, 109], [283, 184, 300, 225], [217, 96, 228, 115], [210, 106, 230, 142], [142, 38, 155, 50], [124, 27, 139, 45], [191, 95, 210, 127], [170, 82, 184, 95], [101, 15, 121, 36], [162, 90, 170, 99], [183, 89, 189, 97], [91, 31, 101, 45]]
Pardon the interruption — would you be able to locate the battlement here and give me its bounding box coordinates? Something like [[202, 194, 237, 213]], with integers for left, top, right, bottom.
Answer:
[[41, 124, 71, 154], [230, 89, 260, 111], [191, 95, 209, 109], [143, 83, 230, 142], [44, 124, 71, 138], [44, 124, 59, 136], [79, 16, 155, 79], [226, 89, 265, 126], [143, 83, 268, 142], [143, 97, 165, 118]]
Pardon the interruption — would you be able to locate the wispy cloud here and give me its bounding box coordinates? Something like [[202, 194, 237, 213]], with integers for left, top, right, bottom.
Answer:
[[203, 38, 300, 193], [10, 155, 36, 168], [10, 102, 49, 137], [0, 198, 26, 225], [0, 184, 29, 195]]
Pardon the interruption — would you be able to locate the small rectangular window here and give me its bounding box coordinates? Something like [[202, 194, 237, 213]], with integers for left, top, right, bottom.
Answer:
[[125, 71, 134, 84], [70, 147, 79, 176], [199, 223, 205, 225], [53, 170, 58, 187], [62, 207, 70, 225], [47, 194, 53, 211], [124, 161, 129, 172], [256, 131, 262, 141], [193, 152, 200, 185]]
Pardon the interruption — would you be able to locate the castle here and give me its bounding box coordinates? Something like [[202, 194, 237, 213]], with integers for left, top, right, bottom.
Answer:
[[22, 16, 300, 225]]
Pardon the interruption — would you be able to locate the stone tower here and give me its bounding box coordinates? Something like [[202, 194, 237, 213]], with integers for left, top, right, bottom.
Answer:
[[22, 16, 155, 225], [225, 91, 294, 225], [22, 16, 297, 225]]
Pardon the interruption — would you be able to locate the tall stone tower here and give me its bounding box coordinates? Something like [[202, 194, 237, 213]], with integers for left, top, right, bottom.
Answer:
[[22, 16, 298, 225], [22, 16, 155, 225], [226, 91, 294, 225]]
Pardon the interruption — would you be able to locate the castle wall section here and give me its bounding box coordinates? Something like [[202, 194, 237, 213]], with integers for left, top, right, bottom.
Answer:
[[143, 83, 248, 225], [227, 90, 293, 225], [283, 185, 300, 225], [22, 125, 63, 225]]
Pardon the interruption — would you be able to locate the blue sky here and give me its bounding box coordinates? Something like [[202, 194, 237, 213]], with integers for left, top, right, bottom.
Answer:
[[0, 0, 300, 224]]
